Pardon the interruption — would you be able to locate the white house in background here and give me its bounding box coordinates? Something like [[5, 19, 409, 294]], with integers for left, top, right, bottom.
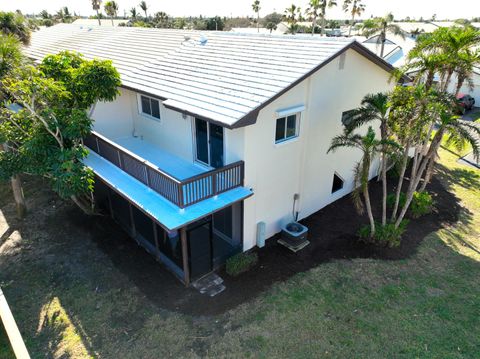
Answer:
[[25, 24, 399, 285]]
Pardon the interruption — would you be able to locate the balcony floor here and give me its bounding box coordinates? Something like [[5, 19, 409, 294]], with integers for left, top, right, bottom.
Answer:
[[115, 136, 206, 180]]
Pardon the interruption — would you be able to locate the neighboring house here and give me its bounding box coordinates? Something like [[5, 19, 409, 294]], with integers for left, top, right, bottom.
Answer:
[[360, 34, 417, 68], [25, 24, 399, 285]]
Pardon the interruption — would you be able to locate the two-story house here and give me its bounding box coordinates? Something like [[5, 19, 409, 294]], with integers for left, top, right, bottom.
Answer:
[[25, 24, 399, 285]]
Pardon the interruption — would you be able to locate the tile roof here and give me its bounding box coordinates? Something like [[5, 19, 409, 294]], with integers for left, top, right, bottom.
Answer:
[[25, 24, 394, 128]]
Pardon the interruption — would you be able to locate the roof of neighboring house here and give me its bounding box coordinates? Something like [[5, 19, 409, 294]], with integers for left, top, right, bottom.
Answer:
[[393, 22, 440, 34], [360, 34, 417, 68], [72, 18, 128, 27], [25, 24, 398, 128]]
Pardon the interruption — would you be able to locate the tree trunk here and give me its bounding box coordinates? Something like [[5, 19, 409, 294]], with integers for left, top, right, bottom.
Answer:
[[257, 13, 259, 33], [380, 29, 386, 58], [442, 69, 454, 92], [455, 77, 465, 96], [321, 15, 326, 36], [391, 143, 410, 221], [1, 144, 27, 219], [312, 16, 317, 35], [381, 152, 387, 225], [111, 16, 114, 26], [425, 71, 434, 90], [70, 195, 94, 215], [395, 130, 443, 228], [96, 10, 101, 25], [11, 175, 26, 219], [348, 14, 355, 36], [364, 184, 375, 236], [419, 151, 437, 192]]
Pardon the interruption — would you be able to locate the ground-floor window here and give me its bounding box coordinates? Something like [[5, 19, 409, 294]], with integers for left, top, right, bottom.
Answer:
[[332, 173, 344, 193]]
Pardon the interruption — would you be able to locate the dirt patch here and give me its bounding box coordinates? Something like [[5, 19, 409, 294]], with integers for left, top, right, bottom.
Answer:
[[1, 172, 462, 317]]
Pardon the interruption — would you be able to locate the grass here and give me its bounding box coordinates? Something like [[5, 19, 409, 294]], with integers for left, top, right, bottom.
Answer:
[[0, 149, 479, 358]]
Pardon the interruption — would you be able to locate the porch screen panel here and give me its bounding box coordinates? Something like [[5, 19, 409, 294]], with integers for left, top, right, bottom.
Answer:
[[109, 191, 133, 234], [93, 177, 110, 213], [132, 206, 156, 252], [156, 225, 183, 268]]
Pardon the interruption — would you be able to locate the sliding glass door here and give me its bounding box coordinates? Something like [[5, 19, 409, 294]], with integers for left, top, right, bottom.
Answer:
[[195, 118, 224, 168]]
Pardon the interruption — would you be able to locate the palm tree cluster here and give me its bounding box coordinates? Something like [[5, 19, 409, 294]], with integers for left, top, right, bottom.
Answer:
[[361, 13, 405, 57], [283, 0, 366, 35], [329, 85, 479, 244], [402, 26, 480, 97], [0, 11, 31, 45]]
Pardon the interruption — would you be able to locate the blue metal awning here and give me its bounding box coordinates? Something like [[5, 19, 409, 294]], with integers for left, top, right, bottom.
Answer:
[[84, 152, 252, 230]]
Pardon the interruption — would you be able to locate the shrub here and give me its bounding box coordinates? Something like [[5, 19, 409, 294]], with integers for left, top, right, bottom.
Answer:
[[387, 192, 406, 209], [410, 191, 433, 218], [226, 251, 258, 276], [358, 220, 409, 248]]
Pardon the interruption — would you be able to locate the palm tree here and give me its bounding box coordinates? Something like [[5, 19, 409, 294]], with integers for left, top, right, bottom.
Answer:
[[328, 127, 388, 236], [104, 1, 119, 26], [342, 93, 395, 226], [130, 7, 137, 19], [394, 90, 480, 227], [454, 49, 480, 95], [361, 14, 405, 58], [139, 1, 148, 19], [0, 11, 31, 45], [91, 0, 102, 26], [412, 27, 480, 91], [252, 0, 261, 33], [306, 0, 337, 36], [266, 22, 277, 34], [284, 4, 300, 34], [400, 53, 447, 90], [343, 0, 365, 36]]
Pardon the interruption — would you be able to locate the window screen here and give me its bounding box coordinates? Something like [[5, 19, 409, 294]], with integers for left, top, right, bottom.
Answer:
[[140, 95, 160, 120], [275, 113, 298, 143]]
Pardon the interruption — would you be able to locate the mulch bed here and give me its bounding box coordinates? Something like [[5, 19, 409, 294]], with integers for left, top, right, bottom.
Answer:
[[47, 174, 462, 316]]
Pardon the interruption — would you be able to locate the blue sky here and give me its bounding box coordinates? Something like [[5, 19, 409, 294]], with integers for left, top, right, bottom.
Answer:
[[2, 0, 476, 20]]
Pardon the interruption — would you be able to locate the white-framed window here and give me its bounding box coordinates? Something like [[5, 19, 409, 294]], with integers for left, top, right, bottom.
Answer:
[[275, 113, 299, 144], [138, 94, 161, 120]]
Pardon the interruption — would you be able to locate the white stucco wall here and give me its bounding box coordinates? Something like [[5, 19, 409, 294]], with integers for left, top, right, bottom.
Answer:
[[241, 49, 395, 250], [92, 87, 246, 167]]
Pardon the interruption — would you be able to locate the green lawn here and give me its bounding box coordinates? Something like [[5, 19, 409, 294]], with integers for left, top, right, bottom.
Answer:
[[0, 149, 479, 358]]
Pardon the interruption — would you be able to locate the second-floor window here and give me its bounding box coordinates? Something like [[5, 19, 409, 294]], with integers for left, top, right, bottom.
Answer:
[[140, 95, 161, 120], [275, 113, 299, 144]]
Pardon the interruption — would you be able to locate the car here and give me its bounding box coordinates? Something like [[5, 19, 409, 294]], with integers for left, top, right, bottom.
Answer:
[[456, 93, 476, 114]]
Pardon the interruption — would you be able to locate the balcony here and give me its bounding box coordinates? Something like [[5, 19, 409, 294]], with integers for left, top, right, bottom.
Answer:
[[84, 131, 245, 209]]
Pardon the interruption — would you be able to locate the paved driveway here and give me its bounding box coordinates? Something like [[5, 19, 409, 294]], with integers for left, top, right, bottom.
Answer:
[[463, 107, 480, 122]]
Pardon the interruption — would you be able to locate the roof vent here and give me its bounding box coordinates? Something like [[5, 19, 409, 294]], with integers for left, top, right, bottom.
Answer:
[[199, 36, 208, 46]]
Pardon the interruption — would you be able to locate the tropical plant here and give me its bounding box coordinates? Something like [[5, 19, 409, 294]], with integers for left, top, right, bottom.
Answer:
[[0, 51, 121, 214], [284, 4, 301, 34], [410, 191, 433, 218], [266, 22, 277, 33], [342, 93, 397, 226], [252, 0, 261, 33], [130, 7, 137, 19], [328, 127, 396, 236], [91, 0, 102, 25], [453, 49, 480, 95], [104, 1, 119, 26], [0, 34, 26, 218], [39, 10, 51, 19], [343, 0, 365, 36], [139, 1, 148, 19], [305, 0, 337, 36], [361, 13, 406, 58], [0, 11, 31, 45]]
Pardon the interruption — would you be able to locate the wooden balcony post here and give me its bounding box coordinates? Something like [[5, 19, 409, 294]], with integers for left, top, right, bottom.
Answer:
[[180, 227, 190, 287]]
